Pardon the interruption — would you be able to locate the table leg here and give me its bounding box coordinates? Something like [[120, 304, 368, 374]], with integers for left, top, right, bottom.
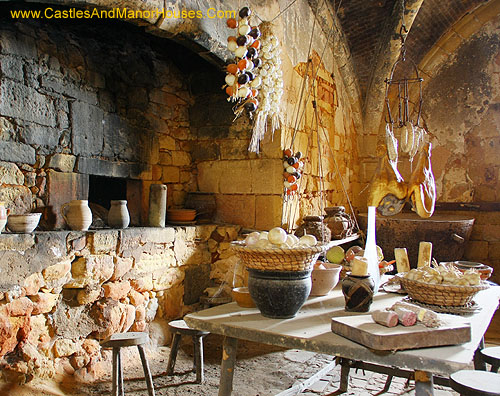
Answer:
[[218, 336, 238, 396], [414, 370, 434, 396]]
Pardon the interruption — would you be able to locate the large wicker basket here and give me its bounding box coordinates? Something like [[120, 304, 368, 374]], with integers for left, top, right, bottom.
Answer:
[[398, 275, 489, 306], [230, 241, 330, 272]]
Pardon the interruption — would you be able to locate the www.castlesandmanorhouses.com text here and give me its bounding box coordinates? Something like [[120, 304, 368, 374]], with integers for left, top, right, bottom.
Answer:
[[10, 7, 237, 19]]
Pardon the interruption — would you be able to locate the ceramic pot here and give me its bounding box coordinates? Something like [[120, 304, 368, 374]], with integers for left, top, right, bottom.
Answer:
[[61, 200, 92, 231], [248, 268, 311, 319], [148, 184, 167, 227], [185, 192, 216, 223], [0, 202, 8, 233], [310, 263, 342, 296], [341, 273, 375, 312], [108, 200, 130, 228], [325, 206, 354, 239], [294, 215, 331, 243], [7, 213, 41, 233]]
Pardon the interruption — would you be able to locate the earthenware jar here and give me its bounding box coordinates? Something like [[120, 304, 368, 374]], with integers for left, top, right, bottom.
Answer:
[[0, 202, 8, 233], [325, 206, 353, 239], [108, 200, 130, 229], [294, 215, 331, 243], [61, 200, 92, 231], [247, 268, 312, 319], [341, 273, 375, 312], [148, 184, 167, 227]]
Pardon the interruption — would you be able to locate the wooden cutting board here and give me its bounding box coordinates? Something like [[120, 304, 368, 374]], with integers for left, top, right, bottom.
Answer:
[[331, 313, 471, 351]]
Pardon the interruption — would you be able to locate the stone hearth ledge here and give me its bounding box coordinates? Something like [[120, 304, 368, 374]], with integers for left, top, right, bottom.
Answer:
[[0, 224, 240, 384]]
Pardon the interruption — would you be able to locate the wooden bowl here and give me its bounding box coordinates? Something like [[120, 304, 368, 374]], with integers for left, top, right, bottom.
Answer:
[[7, 213, 41, 233], [449, 261, 493, 281], [167, 209, 196, 222], [231, 287, 256, 308]]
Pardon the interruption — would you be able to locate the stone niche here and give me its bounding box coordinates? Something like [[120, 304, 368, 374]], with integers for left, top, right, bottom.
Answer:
[[0, 224, 240, 383], [0, 4, 240, 227]]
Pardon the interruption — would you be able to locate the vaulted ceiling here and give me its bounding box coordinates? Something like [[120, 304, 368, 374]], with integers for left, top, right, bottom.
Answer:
[[334, 0, 487, 101]]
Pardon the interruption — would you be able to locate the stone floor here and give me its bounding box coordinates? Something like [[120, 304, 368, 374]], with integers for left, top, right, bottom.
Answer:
[[0, 334, 470, 396]]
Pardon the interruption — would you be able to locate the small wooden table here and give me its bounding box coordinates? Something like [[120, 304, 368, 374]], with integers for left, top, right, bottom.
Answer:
[[184, 285, 500, 396]]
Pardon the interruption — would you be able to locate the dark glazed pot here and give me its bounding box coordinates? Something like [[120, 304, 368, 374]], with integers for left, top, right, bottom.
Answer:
[[247, 268, 312, 319], [341, 273, 375, 312]]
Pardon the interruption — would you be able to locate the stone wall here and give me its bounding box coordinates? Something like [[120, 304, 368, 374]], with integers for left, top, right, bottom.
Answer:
[[0, 225, 240, 383]]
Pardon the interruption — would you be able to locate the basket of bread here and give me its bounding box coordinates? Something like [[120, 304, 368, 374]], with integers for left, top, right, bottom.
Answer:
[[398, 263, 489, 306]]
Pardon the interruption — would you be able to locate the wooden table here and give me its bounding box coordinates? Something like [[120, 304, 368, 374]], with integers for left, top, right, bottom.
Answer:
[[185, 285, 500, 396]]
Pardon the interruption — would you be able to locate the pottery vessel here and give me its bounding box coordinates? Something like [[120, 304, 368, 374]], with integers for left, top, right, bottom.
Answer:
[[0, 202, 8, 233], [61, 200, 92, 231], [248, 268, 311, 319], [294, 215, 331, 243], [341, 273, 375, 312], [148, 184, 167, 227], [108, 200, 130, 228], [310, 263, 342, 296], [325, 206, 355, 239], [7, 213, 41, 233], [232, 287, 256, 308], [167, 209, 196, 223]]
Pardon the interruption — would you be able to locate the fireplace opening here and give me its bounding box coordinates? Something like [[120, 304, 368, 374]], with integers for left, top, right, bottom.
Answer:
[[88, 175, 127, 210]]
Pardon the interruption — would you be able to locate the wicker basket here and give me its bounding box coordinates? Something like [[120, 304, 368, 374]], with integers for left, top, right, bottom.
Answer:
[[230, 241, 330, 272], [398, 275, 489, 306]]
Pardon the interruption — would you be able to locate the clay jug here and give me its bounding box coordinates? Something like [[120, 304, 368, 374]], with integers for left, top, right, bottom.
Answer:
[[0, 202, 8, 233], [108, 200, 130, 229], [325, 206, 354, 239], [61, 200, 92, 231]]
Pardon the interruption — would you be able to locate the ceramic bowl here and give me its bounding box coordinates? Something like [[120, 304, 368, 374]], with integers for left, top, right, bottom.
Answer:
[[7, 213, 41, 233], [167, 209, 196, 222], [448, 261, 493, 281], [231, 287, 256, 308], [310, 263, 342, 296]]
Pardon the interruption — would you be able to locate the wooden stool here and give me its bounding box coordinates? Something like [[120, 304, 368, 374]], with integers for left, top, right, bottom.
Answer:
[[166, 319, 210, 383], [450, 370, 500, 396], [480, 346, 500, 372], [101, 332, 155, 396]]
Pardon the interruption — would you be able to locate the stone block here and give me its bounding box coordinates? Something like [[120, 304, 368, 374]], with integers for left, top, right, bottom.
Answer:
[[195, 225, 218, 242], [0, 185, 32, 215], [30, 292, 59, 315], [90, 299, 135, 339], [46, 171, 89, 230], [219, 139, 248, 160], [0, 161, 24, 185], [128, 289, 146, 307], [250, 159, 283, 195], [111, 257, 133, 281], [71, 101, 104, 156], [0, 141, 35, 166], [20, 123, 61, 148], [161, 166, 180, 183], [190, 141, 220, 161], [77, 287, 102, 305], [135, 251, 176, 273], [0, 79, 56, 127], [8, 296, 33, 317], [488, 242, 500, 260], [215, 194, 256, 228], [51, 301, 97, 339], [42, 260, 71, 282], [131, 320, 147, 332], [171, 151, 191, 166], [159, 284, 183, 319], [183, 263, 210, 305], [0, 55, 24, 81], [0, 234, 35, 251], [54, 339, 81, 358], [159, 135, 176, 151], [0, 313, 29, 358], [103, 280, 132, 301], [76, 157, 130, 178], [197, 161, 221, 193], [102, 113, 138, 162], [65, 255, 114, 288], [130, 275, 153, 292], [90, 230, 118, 254], [23, 273, 44, 296], [47, 154, 76, 172], [152, 267, 184, 291], [219, 160, 252, 194], [0, 251, 30, 291], [255, 195, 283, 230]]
